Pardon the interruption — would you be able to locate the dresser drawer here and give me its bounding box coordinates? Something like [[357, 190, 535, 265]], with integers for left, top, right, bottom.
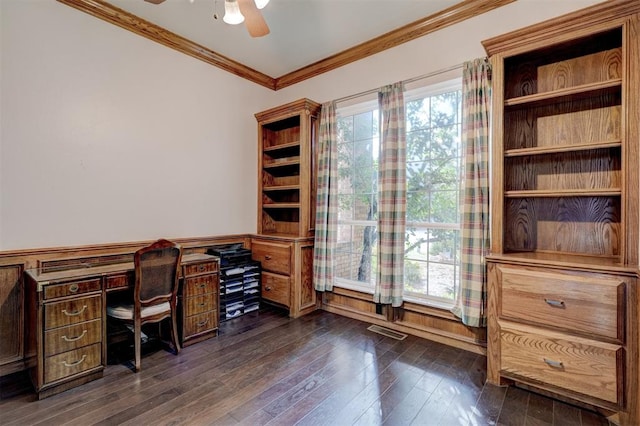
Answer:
[[500, 322, 622, 404], [44, 278, 101, 300], [184, 261, 218, 277], [184, 274, 217, 298], [252, 240, 291, 275], [185, 293, 216, 315], [44, 343, 102, 384], [44, 318, 102, 357], [499, 266, 624, 340], [45, 295, 102, 330], [184, 311, 217, 338], [262, 271, 290, 307]]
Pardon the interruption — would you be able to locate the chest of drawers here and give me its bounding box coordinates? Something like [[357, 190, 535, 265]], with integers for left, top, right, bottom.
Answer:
[[251, 235, 316, 318], [179, 257, 219, 346], [487, 261, 632, 411], [26, 276, 105, 400]]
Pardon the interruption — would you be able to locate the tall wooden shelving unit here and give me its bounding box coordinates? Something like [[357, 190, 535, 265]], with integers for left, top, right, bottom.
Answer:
[[483, 1, 640, 424], [252, 99, 321, 318]]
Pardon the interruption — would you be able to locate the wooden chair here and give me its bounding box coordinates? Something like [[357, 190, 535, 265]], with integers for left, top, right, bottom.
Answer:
[[107, 239, 182, 372]]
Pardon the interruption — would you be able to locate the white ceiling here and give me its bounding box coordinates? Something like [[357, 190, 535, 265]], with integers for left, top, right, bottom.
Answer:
[[106, 0, 462, 77]]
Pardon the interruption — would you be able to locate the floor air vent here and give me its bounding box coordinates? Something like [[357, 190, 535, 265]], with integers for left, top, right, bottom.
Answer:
[[367, 325, 407, 340]]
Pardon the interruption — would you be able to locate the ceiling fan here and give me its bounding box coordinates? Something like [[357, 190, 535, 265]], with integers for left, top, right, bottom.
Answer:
[[143, 0, 270, 38]]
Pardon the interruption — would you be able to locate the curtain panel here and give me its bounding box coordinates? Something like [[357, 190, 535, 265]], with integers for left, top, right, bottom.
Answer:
[[451, 58, 492, 327], [374, 82, 407, 307], [313, 101, 338, 292]]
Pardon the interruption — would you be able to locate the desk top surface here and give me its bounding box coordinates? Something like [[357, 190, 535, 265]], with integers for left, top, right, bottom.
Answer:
[[25, 253, 218, 284]]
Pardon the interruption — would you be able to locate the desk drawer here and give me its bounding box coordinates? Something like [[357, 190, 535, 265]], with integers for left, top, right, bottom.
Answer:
[[252, 240, 291, 275], [500, 322, 622, 404], [44, 278, 101, 300], [45, 295, 102, 330], [44, 343, 102, 384], [499, 266, 624, 340], [45, 319, 102, 356], [105, 273, 132, 290], [184, 275, 217, 298], [262, 272, 290, 307], [184, 261, 218, 277], [185, 293, 216, 315], [184, 311, 217, 338]]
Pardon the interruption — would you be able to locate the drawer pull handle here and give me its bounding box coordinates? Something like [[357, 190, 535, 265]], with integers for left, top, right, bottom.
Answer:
[[544, 299, 565, 308], [61, 330, 87, 342], [543, 358, 564, 369], [61, 355, 87, 368], [197, 318, 209, 327], [265, 255, 272, 260], [265, 286, 272, 291], [62, 305, 87, 317], [199, 265, 205, 271], [69, 284, 79, 293], [200, 283, 207, 288]]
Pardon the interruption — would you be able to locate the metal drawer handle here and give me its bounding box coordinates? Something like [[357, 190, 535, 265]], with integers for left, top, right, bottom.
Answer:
[[199, 265, 205, 271], [62, 305, 87, 317], [69, 283, 79, 293], [265, 255, 272, 260], [61, 355, 87, 368], [544, 299, 565, 308], [265, 286, 272, 291], [200, 283, 207, 288], [197, 318, 209, 327], [543, 358, 564, 369], [61, 330, 87, 342]]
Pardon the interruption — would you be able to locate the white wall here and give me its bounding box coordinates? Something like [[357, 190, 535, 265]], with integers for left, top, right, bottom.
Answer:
[[0, 0, 604, 251], [0, 0, 272, 250]]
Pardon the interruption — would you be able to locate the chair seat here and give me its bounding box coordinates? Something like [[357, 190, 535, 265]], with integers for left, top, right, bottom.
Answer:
[[107, 302, 171, 320]]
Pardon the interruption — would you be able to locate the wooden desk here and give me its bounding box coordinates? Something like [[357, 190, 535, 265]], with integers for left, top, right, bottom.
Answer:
[[24, 253, 219, 399]]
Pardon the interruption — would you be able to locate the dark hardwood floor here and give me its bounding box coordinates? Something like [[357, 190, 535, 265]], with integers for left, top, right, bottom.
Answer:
[[1, 307, 611, 425]]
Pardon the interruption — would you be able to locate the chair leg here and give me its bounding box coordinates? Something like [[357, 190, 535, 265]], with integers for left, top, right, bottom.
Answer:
[[134, 323, 141, 372], [170, 314, 181, 355]]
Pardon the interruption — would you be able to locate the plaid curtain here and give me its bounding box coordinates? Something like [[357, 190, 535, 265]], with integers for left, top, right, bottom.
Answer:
[[374, 82, 406, 307], [451, 58, 492, 327], [313, 101, 338, 292]]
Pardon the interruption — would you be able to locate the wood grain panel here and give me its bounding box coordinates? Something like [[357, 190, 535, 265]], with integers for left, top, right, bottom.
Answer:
[[183, 311, 217, 338], [298, 244, 315, 310], [0, 265, 23, 367], [44, 319, 102, 357], [503, 197, 620, 256], [505, 149, 621, 191], [504, 93, 621, 151], [183, 275, 217, 298], [498, 266, 624, 340], [43, 343, 102, 384], [500, 322, 622, 404], [43, 278, 102, 300], [261, 272, 290, 307], [251, 240, 291, 275], [185, 293, 216, 315], [183, 261, 218, 277], [44, 295, 102, 330], [538, 48, 622, 92]]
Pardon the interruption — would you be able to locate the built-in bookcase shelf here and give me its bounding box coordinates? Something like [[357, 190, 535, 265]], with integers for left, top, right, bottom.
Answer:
[[484, 2, 640, 423], [256, 99, 321, 237]]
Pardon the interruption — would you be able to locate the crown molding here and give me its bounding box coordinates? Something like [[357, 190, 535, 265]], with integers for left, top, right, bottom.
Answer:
[[57, 0, 514, 91]]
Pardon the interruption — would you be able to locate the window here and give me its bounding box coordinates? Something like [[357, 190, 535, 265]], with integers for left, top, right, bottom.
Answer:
[[334, 79, 462, 308], [335, 100, 379, 293]]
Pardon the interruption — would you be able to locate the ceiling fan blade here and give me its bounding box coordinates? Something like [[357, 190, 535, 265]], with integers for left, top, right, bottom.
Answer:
[[144, 0, 166, 4], [237, 0, 270, 38]]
